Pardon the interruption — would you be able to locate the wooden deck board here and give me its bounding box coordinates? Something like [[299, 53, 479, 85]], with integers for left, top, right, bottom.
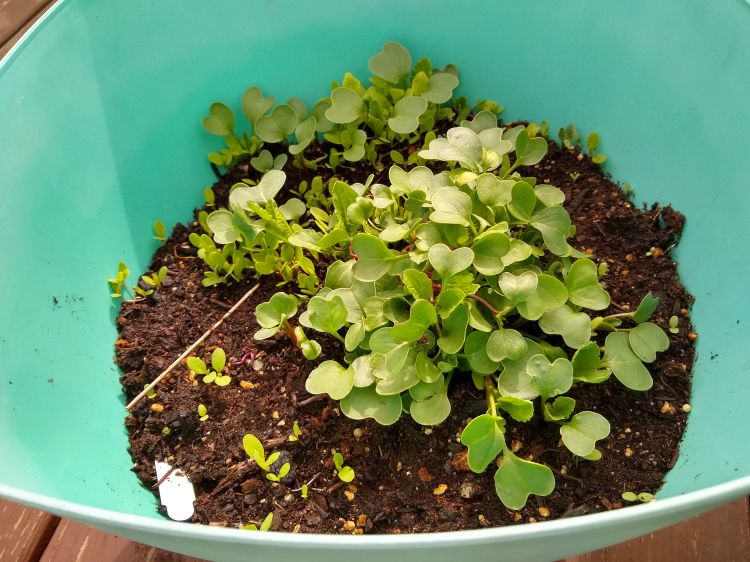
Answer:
[[0, 501, 59, 562]]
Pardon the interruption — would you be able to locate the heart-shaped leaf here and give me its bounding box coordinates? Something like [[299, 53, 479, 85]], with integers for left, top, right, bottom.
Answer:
[[242, 86, 275, 125], [539, 305, 592, 349], [428, 243, 474, 278], [326, 87, 364, 124], [632, 292, 660, 324], [307, 294, 348, 336], [526, 354, 573, 400], [461, 110, 499, 133], [430, 188, 473, 227], [486, 328, 527, 362], [513, 129, 548, 166], [391, 299, 437, 342], [342, 129, 367, 162], [498, 270, 538, 304], [422, 72, 459, 104], [341, 384, 402, 425], [230, 170, 287, 207], [494, 450, 555, 510], [206, 210, 242, 244], [388, 95, 428, 134], [603, 332, 653, 390], [255, 292, 298, 330], [566, 258, 610, 310], [464, 331, 501, 374], [202, 102, 234, 136], [534, 184, 566, 207], [289, 115, 317, 155], [531, 206, 571, 256], [420, 128, 483, 170], [410, 387, 451, 426], [460, 414, 506, 472], [255, 104, 298, 143], [497, 339, 543, 399], [305, 360, 354, 400], [516, 274, 568, 320], [560, 411, 611, 457], [472, 231, 511, 275], [629, 322, 670, 363], [368, 41, 412, 84], [351, 233, 403, 282]]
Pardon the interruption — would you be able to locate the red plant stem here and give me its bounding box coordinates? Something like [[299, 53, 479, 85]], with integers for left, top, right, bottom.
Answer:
[[469, 294, 500, 316]]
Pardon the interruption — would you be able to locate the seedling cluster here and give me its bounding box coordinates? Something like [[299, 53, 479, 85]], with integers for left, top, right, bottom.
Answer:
[[184, 42, 672, 510]]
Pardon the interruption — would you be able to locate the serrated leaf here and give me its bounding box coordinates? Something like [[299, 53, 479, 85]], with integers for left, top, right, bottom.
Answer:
[[305, 360, 354, 400], [494, 450, 555, 510], [560, 411, 610, 457], [632, 292, 660, 324], [629, 322, 670, 363], [460, 414, 506, 472], [603, 332, 653, 390], [402, 269, 433, 300], [566, 258, 610, 310], [572, 341, 611, 383], [544, 396, 576, 421], [341, 384, 402, 425]]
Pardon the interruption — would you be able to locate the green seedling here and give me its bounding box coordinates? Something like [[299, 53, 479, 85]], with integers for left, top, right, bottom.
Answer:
[[108, 261, 130, 299], [669, 315, 680, 334], [186, 348, 231, 386], [193, 41, 675, 509], [288, 421, 302, 442], [622, 491, 655, 503], [144, 384, 156, 400], [332, 451, 355, 483], [301, 483, 309, 499], [135, 266, 168, 297], [153, 219, 167, 243], [161, 426, 171, 436], [241, 512, 273, 531], [586, 132, 607, 164], [242, 433, 289, 483], [197, 404, 209, 422]]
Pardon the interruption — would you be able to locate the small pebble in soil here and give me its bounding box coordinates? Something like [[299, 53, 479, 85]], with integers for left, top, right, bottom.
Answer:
[[353, 428, 363, 439], [150, 403, 164, 413], [433, 484, 448, 496], [660, 402, 676, 415], [682, 404, 692, 413], [344, 490, 355, 502], [624, 448, 634, 457], [538, 507, 551, 517]]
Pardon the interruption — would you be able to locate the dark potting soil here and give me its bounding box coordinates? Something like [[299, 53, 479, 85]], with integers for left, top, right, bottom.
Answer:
[[115, 138, 695, 534]]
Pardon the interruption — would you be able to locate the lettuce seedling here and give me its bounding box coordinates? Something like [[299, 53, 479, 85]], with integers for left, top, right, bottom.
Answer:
[[186, 348, 231, 386], [332, 451, 355, 483], [108, 261, 130, 299], [242, 433, 289, 481], [135, 266, 168, 298], [197, 404, 209, 422], [241, 512, 273, 531]]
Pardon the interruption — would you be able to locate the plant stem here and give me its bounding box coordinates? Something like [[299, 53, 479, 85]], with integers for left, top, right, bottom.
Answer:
[[126, 282, 261, 410], [470, 293, 500, 316], [485, 377, 497, 417]]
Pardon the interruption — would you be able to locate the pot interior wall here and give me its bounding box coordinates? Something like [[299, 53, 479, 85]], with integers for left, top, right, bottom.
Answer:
[[0, 0, 748, 551]]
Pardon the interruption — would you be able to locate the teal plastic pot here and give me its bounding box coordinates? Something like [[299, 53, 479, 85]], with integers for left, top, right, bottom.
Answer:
[[1, 1, 749, 560]]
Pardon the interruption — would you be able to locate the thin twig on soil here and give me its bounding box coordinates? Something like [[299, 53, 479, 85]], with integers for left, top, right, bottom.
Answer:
[[125, 282, 261, 410]]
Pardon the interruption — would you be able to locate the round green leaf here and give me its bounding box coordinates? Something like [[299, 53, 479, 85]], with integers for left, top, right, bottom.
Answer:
[[486, 328, 527, 362], [497, 396, 534, 422], [566, 258, 610, 310], [628, 322, 670, 363], [460, 414, 506, 472], [494, 450, 555, 510], [368, 41, 412, 83], [472, 232, 511, 275], [531, 206, 571, 256], [465, 331, 501, 374], [428, 243, 474, 278], [391, 299, 437, 342], [351, 233, 398, 282], [206, 210, 241, 244], [560, 411, 611, 457], [255, 104, 298, 143], [516, 274, 568, 320], [513, 129, 548, 166], [388, 95, 428, 134], [539, 305, 592, 349], [508, 182, 537, 222], [186, 356, 207, 375], [202, 102, 234, 136], [476, 174, 514, 207], [422, 72, 459, 104], [341, 385, 402, 425], [430, 188, 473, 226], [410, 388, 451, 426], [307, 294, 348, 335], [603, 332, 653, 390], [526, 354, 574, 400], [437, 303, 469, 354], [326, 87, 364, 124], [305, 360, 354, 400], [572, 341, 611, 383]]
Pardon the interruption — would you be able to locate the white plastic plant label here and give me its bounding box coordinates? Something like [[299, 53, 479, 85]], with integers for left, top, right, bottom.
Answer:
[[155, 461, 196, 521]]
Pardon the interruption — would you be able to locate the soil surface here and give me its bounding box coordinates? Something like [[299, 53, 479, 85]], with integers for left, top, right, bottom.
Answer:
[[116, 136, 695, 534]]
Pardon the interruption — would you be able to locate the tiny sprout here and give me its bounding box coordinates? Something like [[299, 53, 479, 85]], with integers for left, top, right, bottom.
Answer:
[[622, 491, 655, 503], [153, 219, 167, 243], [598, 262, 609, 277], [135, 266, 168, 298], [569, 171, 581, 182], [161, 426, 172, 436], [108, 261, 130, 299], [288, 421, 301, 442], [266, 462, 291, 482], [586, 131, 607, 164], [186, 348, 231, 386], [198, 404, 209, 422], [203, 187, 215, 206], [242, 433, 280, 472], [669, 315, 680, 334], [241, 512, 273, 532], [332, 451, 355, 483], [301, 483, 309, 499], [144, 384, 156, 400]]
